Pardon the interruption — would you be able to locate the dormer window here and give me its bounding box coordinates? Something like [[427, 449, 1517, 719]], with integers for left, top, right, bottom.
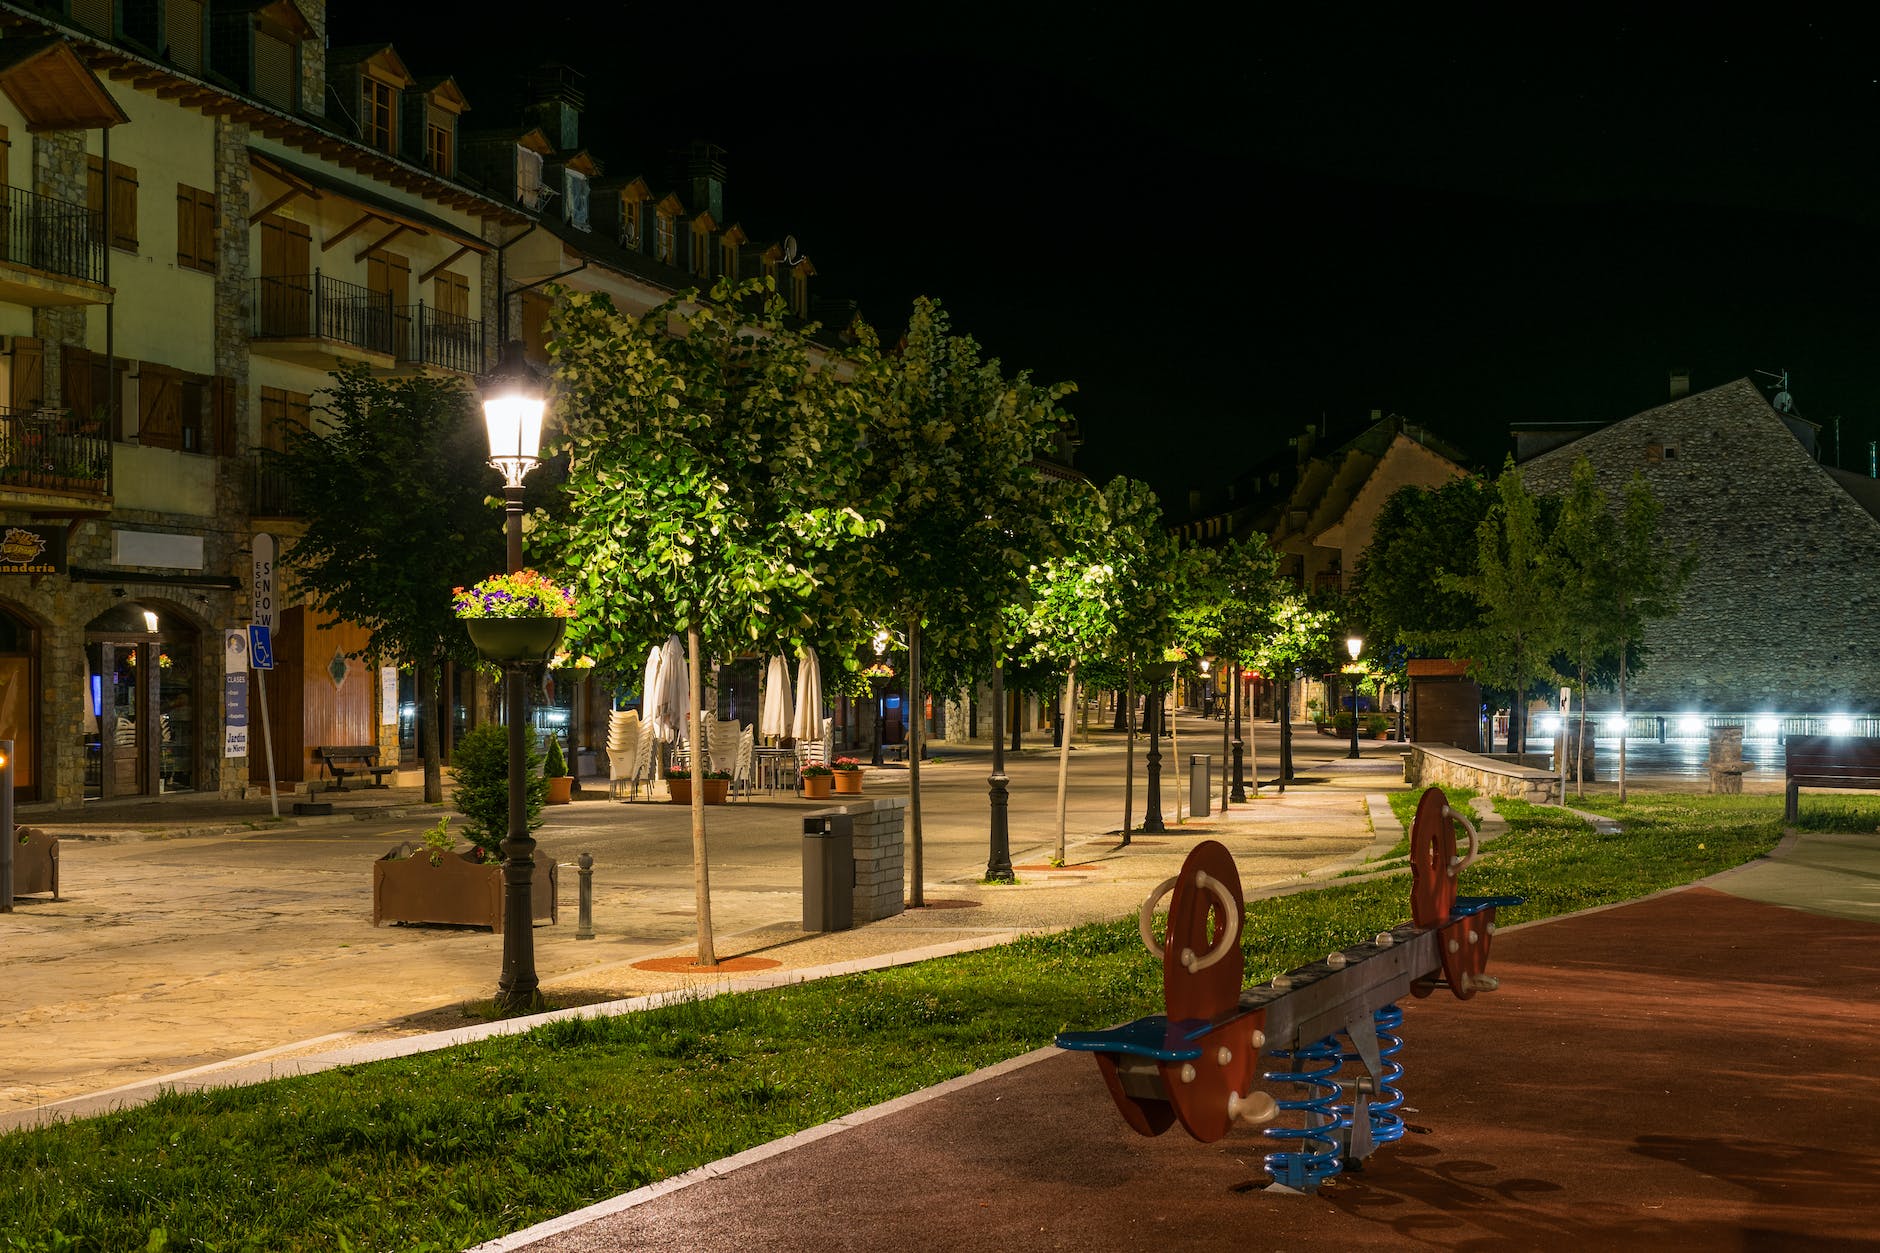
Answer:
[[720, 239, 738, 281], [689, 213, 715, 276], [655, 210, 674, 263], [620, 199, 640, 247], [426, 122, 451, 175], [564, 169, 589, 230], [364, 77, 395, 151], [516, 146, 543, 209]]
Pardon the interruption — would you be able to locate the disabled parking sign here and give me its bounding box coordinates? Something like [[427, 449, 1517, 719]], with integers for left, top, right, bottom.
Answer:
[[248, 624, 274, 670]]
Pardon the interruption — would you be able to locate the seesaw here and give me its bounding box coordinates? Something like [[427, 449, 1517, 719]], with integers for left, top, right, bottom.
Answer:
[[1056, 787, 1524, 1192]]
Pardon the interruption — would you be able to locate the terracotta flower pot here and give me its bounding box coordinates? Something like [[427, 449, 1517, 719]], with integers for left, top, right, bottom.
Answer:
[[832, 769, 864, 795], [668, 777, 730, 805], [801, 773, 832, 799], [545, 775, 573, 804], [464, 617, 566, 663]]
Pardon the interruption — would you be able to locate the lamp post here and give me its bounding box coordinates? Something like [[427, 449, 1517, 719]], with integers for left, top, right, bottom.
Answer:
[[1143, 659, 1175, 833], [1229, 662, 1247, 802], [1345, 635, 1363, 760], [985, 658, 1013, 882], [481, 339, 545, 1013], [869, 629, 891, 767]]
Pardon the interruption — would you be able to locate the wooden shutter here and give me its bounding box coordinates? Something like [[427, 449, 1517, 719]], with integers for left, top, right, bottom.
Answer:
[[435, 271, 468, 320], [212, 375, 237, 455], [108, 163, 137, 250], [519, 290, 551, 365], [10, 336, 42, 411], [0, 126, 10, 194], [62, 345, 93, 424], [176, 186, 216, 272], [138, 363, 181, 450]]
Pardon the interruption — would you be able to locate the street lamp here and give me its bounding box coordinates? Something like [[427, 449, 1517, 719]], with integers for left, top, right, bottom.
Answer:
[[481, 339, 545, 1012], [1142, 659, 1176, 833], [867, 629, 893, 767], [1345, 635, 1363, 760], [1229, 662, 1247, 802]]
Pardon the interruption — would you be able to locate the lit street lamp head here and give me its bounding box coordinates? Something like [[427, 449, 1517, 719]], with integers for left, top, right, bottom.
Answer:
[[1346, 635, 1363, 661], [481, 339, 545, 488]]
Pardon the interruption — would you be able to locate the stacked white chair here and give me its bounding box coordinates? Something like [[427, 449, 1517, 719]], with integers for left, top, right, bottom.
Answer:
[[710, 717, 742, 776], [606, 709, 643, 800], [732, 725, 755, 801]]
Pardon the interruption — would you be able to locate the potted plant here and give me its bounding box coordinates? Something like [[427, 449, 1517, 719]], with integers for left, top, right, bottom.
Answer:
[[452, 569, 575, 663], [831, 756, 865, 795], [372, 812, 557, 931], [799, 761, 834, 798], [668, 769, 732, 805], [542, 732, 573, 804], [1364, 713, 1390, 739]]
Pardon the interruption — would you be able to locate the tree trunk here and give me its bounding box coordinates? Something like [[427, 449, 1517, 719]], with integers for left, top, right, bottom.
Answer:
[[1617, 651, 1629, 804], [1010, 686, 1022, 753], [1112, 689, 1127, 732], [1278, 682, 1293, 790], [418, 654, 443, 804], [907, 617, 924, 908], [1575, 664, 1588, 796], [1170, 688, 1183, 822], [1123, 672, 1136, 842], [1054, 660, 1076, 863], [1220, 679, 1231, 812], [688, 626, 716, 966]]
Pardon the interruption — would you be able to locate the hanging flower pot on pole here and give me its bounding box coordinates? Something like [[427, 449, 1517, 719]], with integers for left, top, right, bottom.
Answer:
[[453, 570, 574, 663]]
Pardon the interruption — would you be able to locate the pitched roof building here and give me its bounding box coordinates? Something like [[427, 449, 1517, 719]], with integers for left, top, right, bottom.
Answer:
[[1519, 377, 1880, 713]]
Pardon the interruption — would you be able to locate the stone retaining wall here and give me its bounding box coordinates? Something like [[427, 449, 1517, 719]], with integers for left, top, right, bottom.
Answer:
[[808, 798, 906, 923], [1405, 743, 1560, 805]]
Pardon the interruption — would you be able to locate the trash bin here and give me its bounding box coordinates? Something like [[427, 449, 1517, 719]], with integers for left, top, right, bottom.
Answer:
[[802, 812, 854, 932], [1189, 755, 1212, 818]]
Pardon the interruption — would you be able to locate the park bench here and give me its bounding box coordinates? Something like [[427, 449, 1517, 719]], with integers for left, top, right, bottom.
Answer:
[[1056, 789, 1522, 1193], [1783, 734, 1880, 821], [313, 745, 396, 791]]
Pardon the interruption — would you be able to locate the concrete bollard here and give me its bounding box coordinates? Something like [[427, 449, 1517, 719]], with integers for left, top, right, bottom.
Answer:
[[576, 851, 595, 940]]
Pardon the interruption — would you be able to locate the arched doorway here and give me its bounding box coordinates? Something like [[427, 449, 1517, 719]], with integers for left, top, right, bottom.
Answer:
[[85, 601, 200, 799], [0, 603, 39, 801]]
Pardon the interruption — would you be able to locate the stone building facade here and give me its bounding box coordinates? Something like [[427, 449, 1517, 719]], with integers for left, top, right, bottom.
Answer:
[[1520, 378, 1880, 713]]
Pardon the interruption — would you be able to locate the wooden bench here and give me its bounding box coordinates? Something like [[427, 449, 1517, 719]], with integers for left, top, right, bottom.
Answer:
[[313, 745, 396, 791], [1783, 735, 1880, 821]]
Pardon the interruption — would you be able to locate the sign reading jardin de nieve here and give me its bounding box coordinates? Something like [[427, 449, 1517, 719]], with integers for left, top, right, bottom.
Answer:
[[0, 526, 66, 575]]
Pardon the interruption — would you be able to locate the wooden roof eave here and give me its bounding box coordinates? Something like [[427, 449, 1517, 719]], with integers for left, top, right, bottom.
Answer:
[[0, 37, 130, 131]]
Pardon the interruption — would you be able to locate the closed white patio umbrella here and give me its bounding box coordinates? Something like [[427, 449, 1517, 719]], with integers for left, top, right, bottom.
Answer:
[[792, 648, 823, 745], [648, 635, 689, 745], [760, 654, 794, 740]]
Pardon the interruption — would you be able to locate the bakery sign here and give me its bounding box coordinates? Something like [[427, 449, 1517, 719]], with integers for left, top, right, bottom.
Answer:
[[0, 525, 66, 575]]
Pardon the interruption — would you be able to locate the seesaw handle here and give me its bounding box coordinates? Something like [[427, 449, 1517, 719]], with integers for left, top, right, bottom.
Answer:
[[1138, 871, 1241, 973], [1444, 804, 1481, 874]]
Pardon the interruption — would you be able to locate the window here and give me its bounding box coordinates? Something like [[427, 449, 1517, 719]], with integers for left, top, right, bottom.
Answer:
[[691, 227, 709, 276], [655, 211, 674, 263], [790, 270, 808, 317], [564, 170, 589, 230], [426, 123, 451, 176], [363, 77, 396, 152], [166, 0, 205, 75], [434, 271, 469, 320], [516, 147, 543, 209], [86, 156, 138, 252], [720, 239, 738, 282], [620, 199, 640, 248], [175, 184, 216, 273], [259, 386, 311, 454], [253, 28, 295, 110]]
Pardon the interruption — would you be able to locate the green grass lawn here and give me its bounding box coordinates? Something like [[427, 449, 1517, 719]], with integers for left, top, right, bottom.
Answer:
[[0, 788, 1847, 1252]]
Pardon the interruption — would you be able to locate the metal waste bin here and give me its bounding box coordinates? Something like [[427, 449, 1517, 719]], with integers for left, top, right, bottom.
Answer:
[[802, 812, 854, 932], [1189, 754, 1212, 818]]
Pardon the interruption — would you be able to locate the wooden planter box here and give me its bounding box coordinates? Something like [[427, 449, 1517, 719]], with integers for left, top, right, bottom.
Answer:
[[668, 777, 729, 805], [832, 769, 864, 795], [10, 826, 58, 899], [372, 846, 558, 931]]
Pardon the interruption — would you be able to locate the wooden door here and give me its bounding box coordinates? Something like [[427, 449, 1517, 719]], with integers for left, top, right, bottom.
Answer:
[[257, 214, 310, 336], [367, 249, 409, 356]]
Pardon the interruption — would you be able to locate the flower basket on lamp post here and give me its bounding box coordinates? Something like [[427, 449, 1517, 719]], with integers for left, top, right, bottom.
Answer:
[[455, 570, 574, 663]]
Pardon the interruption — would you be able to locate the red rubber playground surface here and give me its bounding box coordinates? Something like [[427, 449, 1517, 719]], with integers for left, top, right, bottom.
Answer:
[[514, 887, 1880, 1251]]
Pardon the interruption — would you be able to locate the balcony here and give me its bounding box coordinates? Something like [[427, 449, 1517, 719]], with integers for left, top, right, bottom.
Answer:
[[249, 452, 301, 519], [397, 304, 486, 375], [250, 272, 394, 368], [0, 406, 111, 510], [0, 184, 110, 306]]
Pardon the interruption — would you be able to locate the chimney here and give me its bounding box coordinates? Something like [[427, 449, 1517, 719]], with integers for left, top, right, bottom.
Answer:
[[526, 63, 584, 151], [687, 141, 726, 221], [298, 0, 327, 117], [1669, 369, 1690, 399]]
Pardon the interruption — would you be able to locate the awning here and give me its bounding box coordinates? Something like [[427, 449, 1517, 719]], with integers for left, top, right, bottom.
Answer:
[[249, 148, 491, 254], [0, 37, 129, 132]]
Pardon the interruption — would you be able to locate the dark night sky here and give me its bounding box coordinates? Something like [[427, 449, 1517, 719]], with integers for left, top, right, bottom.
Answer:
[[331, 7, 1880, 511]]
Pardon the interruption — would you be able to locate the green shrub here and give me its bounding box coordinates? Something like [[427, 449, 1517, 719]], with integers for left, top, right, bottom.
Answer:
[[543, 732, 568, 778], [451, 722, 545, 859], [1334, 711, 1354, 735], [1364, 713, 1389, 737]]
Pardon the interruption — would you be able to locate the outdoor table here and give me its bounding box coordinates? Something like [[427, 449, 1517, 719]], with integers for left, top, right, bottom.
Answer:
[[754, 745, 795, 793]]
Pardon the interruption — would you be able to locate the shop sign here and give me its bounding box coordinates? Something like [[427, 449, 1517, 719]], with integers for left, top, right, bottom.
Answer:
[[224, 629, 249, 758], [0, 525, 66, 575]]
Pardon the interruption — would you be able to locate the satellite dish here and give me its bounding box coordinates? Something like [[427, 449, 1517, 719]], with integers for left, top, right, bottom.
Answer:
[[782, 234, 799, 264]]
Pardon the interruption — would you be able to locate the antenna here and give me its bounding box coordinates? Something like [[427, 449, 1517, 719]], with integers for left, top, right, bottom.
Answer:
[[1754, 368, 1793, 414], [781, 235, 799, 264]]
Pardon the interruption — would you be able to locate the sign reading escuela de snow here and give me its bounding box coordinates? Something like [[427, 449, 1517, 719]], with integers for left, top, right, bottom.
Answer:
[[0, 525, 66, 575]]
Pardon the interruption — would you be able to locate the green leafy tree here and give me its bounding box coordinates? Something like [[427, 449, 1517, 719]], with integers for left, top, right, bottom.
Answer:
[[1251, 590, 1338, 786], [274, 366, 501, 804], [539, 277, 882, 964], [1173, 536, 1281, 802], [1442, 460, 1563, 754], [848, 297, 1074, 901], [1090, 478, 1180, 835], [1549, 457, 1618, 793]]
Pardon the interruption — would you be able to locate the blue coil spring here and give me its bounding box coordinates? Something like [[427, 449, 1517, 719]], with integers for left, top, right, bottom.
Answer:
[[1261, 1034, 1346, 1190], [1337, 1003, 1406, 1148]]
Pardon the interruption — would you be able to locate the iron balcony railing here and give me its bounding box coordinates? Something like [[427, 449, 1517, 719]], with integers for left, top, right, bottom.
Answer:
[[252, 271, 393, 355], [0, 405, 110, 494], [249, 452, 301, 517], [0, 184, 105, 285], [397, 304, 486, 374]]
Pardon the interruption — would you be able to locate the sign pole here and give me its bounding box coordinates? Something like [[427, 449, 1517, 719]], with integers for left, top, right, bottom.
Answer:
[[258, 667, 279, 818], [251, 535, 280, 818]]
